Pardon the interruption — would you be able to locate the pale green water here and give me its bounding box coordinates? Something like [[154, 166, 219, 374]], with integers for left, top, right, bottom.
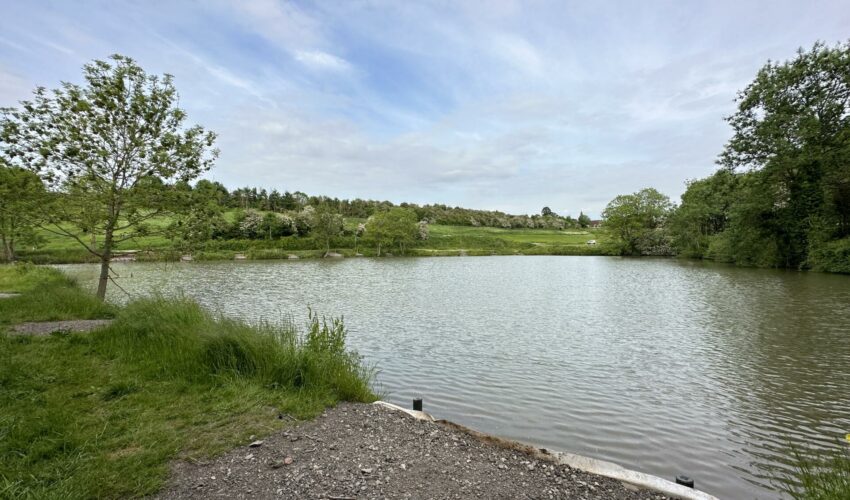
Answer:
[[60, 256, 850, 499]]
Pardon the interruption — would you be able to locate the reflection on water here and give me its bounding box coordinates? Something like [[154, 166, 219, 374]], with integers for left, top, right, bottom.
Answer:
[[59, 256, 850, 499]]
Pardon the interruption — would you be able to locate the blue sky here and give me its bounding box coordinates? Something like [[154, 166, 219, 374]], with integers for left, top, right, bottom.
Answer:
[[1, 1, 848, 217]]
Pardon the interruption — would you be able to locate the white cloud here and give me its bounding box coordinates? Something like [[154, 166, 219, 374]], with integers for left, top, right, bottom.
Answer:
[[294, 50, 351, 71]]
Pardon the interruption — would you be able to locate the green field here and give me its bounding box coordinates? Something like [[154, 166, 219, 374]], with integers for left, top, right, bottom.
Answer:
[[16, 212, 612, 264]]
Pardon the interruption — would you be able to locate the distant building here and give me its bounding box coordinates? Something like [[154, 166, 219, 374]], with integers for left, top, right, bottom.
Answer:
[[590, 220, 603, 228]]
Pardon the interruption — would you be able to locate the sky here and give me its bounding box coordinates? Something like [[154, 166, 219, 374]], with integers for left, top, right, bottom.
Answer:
[[1, 1, 848, 218]]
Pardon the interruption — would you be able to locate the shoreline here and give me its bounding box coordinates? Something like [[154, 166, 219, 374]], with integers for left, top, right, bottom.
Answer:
[[157, 401, 717, 500]]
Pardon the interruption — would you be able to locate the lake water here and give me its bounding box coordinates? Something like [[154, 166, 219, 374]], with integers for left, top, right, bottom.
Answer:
[[59, 256, 850, 499]]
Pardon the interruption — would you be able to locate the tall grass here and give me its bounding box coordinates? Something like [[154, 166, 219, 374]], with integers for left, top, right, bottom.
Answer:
[[780, 444, 850, 500], [0, 264, 376, 497], [92, 298, 374, 401]]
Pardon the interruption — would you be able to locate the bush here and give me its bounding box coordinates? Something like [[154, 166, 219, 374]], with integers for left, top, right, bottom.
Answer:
[[808, 237, 850, 274]]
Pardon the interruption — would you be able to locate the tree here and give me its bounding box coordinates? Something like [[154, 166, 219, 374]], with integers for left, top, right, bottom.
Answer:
[[541, 206, 553, 217], [577, 212, 591, 228], [716, 41, 850, 269], [602, 188, 673, 255], [0, 55, 217, 299], [311, 205, 343, 256], [668, 170, 738, 258], [0, 164, 49, 261], [365, 207, 418, 255]]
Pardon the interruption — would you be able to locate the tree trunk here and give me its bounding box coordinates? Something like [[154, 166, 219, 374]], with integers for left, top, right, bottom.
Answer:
[[1, 234, 12, 262], [95, 228, 114, 300], [377, 243, 381, 257]]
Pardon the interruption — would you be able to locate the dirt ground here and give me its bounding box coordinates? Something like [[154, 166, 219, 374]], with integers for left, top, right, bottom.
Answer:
[[8, 319, 113, 335], [157, 402, 672, 499]]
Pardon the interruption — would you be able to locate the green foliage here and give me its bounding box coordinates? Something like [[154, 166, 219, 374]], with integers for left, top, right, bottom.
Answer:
[[0, 164, 49, 261], [602, 188, 673, 255], [669, 170, 739, 258], [671, 41, 850, 270], [577, 212, 591, 228], [311, 205, 344, 254], [807, 237, 850, 274], [365, 207, 419, 255]]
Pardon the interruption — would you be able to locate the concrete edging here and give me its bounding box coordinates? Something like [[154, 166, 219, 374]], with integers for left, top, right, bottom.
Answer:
[[373, 401, 718, 500]]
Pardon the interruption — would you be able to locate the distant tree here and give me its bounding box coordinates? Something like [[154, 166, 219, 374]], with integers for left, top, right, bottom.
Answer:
[[294, 206, 315, 236], [603, 188, 673, 255], [311, 205, 343, 256], [194, 179, 229, 206], [0, 164, 49, 260], [237, 210, 264, 239], [365, 207, 418, 255], [0, 55, 218, 298], [577, 212, 591, 228], [541, 206, 553, 217]]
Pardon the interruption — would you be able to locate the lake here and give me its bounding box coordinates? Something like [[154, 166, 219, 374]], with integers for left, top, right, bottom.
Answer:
[[59, 256, 850, 499]]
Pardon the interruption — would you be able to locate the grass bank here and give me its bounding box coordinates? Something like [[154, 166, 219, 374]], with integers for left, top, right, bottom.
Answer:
[[0, 264, 376, 498]]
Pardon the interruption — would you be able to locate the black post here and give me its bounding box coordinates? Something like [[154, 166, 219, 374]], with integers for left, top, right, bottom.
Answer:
[[675, 475, 694, 488], [413, 398, 423, 411]]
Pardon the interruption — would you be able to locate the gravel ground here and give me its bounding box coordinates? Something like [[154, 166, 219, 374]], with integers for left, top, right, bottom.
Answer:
[[157, 402, 671, 500], [9, 319, 113, 335]]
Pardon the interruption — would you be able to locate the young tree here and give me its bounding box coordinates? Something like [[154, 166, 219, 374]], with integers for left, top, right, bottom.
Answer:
[[365, 207, 418, 255], [0, 55, 217, 299], [0, 164, 49, 261], [311, 205, 343, 256], [602, 188, 673, 255]]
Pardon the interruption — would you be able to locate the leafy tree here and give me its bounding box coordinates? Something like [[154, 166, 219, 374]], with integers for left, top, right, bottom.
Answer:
[[717, 41, 850, 269], [541, 206, 553, 217], [237, 210, 264, 239], [311, 205, 343, 256], [577, 212, 591, 228], [0, 55, 217, 299], [294, 206, 315, 236], [365, 207, 418, 255], [669, 170, 739, 257], [602, 188, 673, 255], [0, 164, 49, 261]]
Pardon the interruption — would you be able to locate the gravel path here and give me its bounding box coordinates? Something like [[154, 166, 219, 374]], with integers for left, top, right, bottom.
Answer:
[[0, 292, 20, 299], [157, 402, 671, 499], [8, 319, 113, 335]]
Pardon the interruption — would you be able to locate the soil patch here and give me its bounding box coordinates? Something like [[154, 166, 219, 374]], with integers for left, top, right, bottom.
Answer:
[[9, 319, 113, 336], [157, 402, 671, 499]]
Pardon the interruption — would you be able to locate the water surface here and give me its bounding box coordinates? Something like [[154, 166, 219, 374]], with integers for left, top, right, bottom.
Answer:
[[60, 256, 850, 499]]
